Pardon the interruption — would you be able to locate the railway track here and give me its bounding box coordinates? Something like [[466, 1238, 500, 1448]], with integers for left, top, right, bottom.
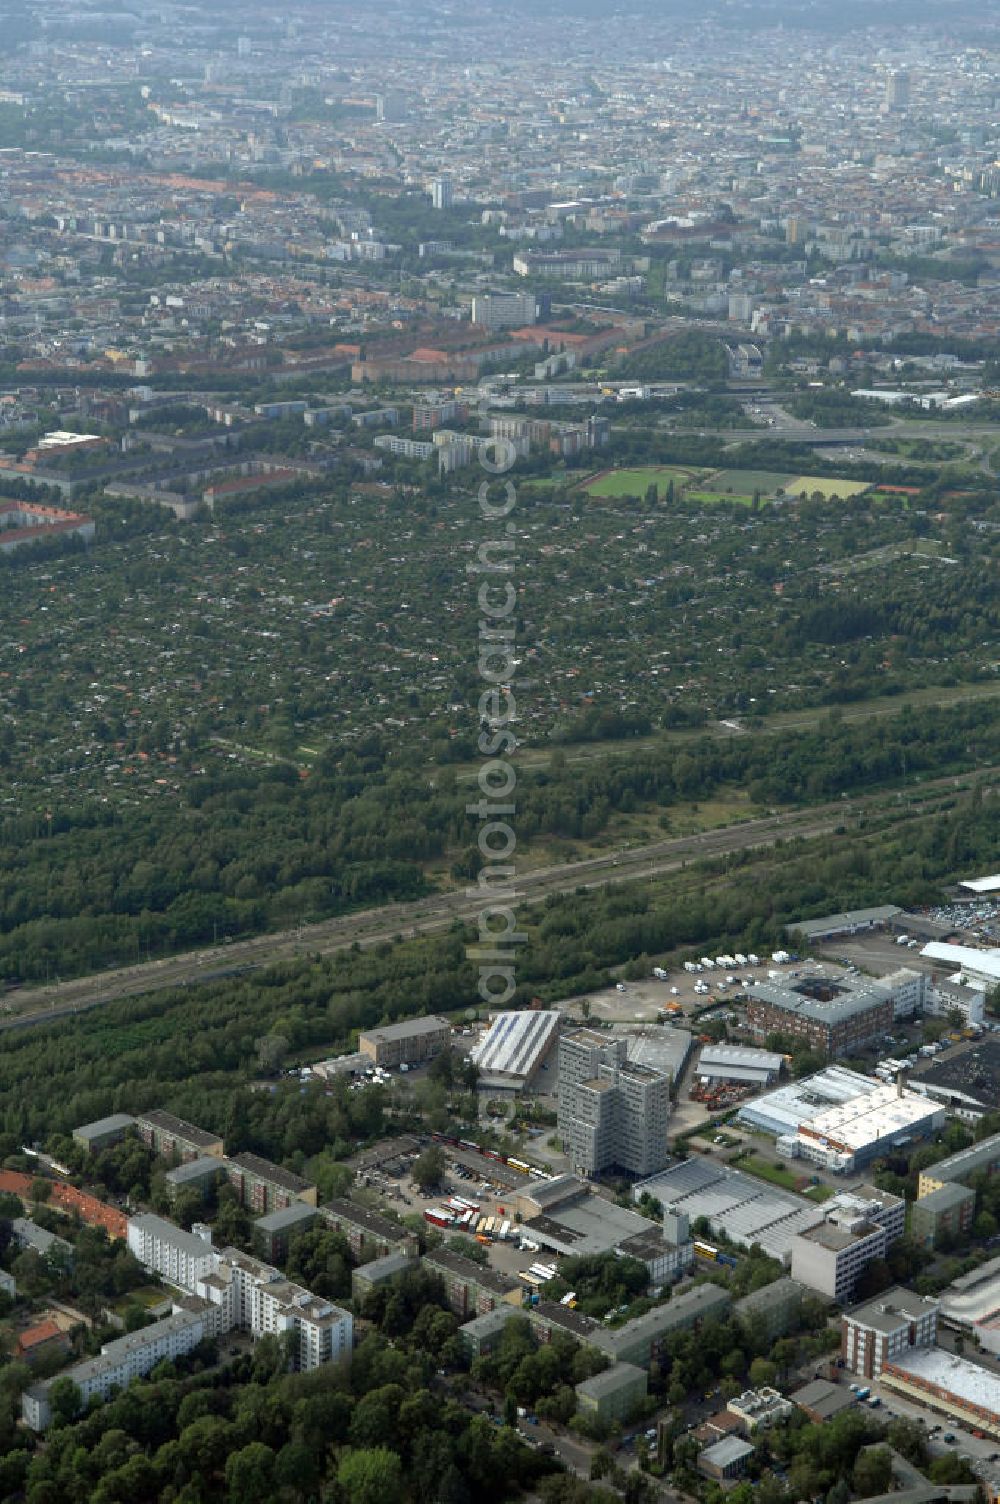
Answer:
[[0, 768, 988, 1033]]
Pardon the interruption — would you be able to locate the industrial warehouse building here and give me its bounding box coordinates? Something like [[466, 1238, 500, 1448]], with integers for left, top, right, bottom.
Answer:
[[517, 1174, 694, 1284], [470, 1009, 560, 1090], [358, 1015, 451, 1068], [920, 942, 1000, 994], [881, 1348, 1000, 1438], [939, 1256, 1000, 1354], [694, 1045, 783, 1089], [633, 1157, 826, 1264], [738, 1065, 876, 1137], [739, 1067, 944, 1171], [745, 973, 897, 1055]]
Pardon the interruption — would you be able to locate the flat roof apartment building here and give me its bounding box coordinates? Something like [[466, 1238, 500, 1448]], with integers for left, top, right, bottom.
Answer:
[[790, 1211, 890, 1303], [134, 1109, 224, 1163], [841, 1287, 939, 1379]]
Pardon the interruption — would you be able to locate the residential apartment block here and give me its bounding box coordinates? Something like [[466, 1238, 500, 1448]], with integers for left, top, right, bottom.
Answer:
[[134, 1109, 224, 1163], [24, 1310, 209, 1430], [841, 1288, 939, 1379], [790, 1208, 891, 1303]]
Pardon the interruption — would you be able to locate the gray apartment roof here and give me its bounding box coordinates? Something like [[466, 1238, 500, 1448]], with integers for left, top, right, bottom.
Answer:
[[529, 1299, 600, 1340], [72, 1113, 135, 1141], [254, 1201, 319, 1234], [845, 1287, 940, 1334], [735, 1278, 804, 1319], [12, 1218, 73, 1258], [229, 1152, 314, 1195], [353, 1251, 415, 1285], [129, 1213, 214, 1260], [925, 1131, 1000, 1184], [592, 1283, 732, 1358], [461, 1304, 522, 1341], [359, 1015, 450, 1044], [424, 1247, 521, 1298], [576, 1361, 647, 1400], [913, 1182, 974, 1213], [321, 1198, 407, 1241], [700, 1436, 755, 1468], [137, 1109, 222, 1149], [165, 1155, 224, 1187]]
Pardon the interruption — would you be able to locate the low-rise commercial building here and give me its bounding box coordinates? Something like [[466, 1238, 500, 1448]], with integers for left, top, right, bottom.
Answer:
[[727, 1387, 794, 1433], [790, 1377, 857, 1422], [939, 1256, 1000, 1352], [698, 1437, 755, 1480], [520, 1175, 693, 1284], [881, 1349, 1000, 1438], [358, 1016, 451, 1068], [841, 1289, 940, 1378], [575, 1362, 647, 1424], [695, 1046, 783, 1089]]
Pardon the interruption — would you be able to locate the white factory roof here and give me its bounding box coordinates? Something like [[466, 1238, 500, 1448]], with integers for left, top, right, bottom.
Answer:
[[471, 1009, 559, 1081], [804, 1083, 943, 1152], [888, 1349, 1000, 1419], [738, 1065, 876, 1137], [958, 874, 1000, 894], [921, 942, 1000, 983]]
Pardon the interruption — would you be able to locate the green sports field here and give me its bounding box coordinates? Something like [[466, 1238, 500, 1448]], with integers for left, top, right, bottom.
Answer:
[[581, 465, 705, 497]]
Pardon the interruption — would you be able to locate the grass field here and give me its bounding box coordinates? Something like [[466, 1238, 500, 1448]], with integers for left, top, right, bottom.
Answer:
[[711, 469, 794, 494], [784, 476, 871, 499], [581, 465, 705, 497], [735, 1154, 805, 1192], [686, 489, 759, 506]]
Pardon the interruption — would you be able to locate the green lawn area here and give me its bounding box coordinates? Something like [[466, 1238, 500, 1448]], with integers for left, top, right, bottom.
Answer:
[[685, 489, 758, 506], [735, 1154, 803, 1191], [114, 1285, 170, 1313], [711, 469, 794, 494], [581, 465, 703, 497], [804, 1182, 836, 1202]]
